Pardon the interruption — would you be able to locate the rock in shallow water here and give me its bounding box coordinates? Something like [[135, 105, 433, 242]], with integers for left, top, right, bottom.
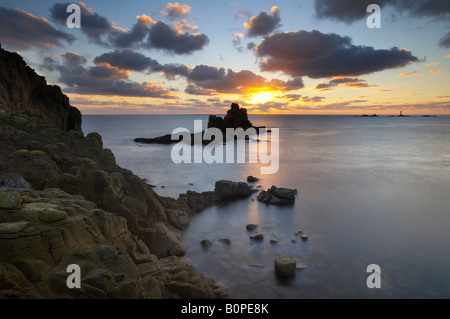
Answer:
[[257, 185, 297, 205], [274, 257, 296, 276]]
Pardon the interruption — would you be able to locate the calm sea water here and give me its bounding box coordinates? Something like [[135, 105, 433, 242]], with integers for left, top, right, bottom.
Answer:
[[83, 114, 450, 299]]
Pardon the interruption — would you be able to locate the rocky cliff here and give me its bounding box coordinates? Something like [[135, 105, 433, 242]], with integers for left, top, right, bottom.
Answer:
[[0, 46, 230, 298], [0, 44, 81, 132]]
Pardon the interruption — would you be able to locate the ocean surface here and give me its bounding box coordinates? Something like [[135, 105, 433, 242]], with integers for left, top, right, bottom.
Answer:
[[83, 114, 450, 299]]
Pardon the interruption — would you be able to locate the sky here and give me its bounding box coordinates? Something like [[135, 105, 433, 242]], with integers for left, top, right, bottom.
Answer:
[[0, 0, 449, 115]]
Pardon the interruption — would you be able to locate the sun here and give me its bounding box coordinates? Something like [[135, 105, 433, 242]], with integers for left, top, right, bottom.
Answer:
[[249, 90, 276, 104]]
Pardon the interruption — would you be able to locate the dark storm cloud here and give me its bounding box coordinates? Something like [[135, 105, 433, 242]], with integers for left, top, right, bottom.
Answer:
[[50, 2, 112, 42], [41, 52, 175, 98], [147, 20, 209, 54], [0, 7, 75, 50], [314, 0, 450, 23], [439, 32, 450, 48], [244, 7, 281, 37], [256, 30, 418, 78]]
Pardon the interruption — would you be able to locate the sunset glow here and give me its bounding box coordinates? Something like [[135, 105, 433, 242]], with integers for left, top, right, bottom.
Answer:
[[0, 1, 448, 115]]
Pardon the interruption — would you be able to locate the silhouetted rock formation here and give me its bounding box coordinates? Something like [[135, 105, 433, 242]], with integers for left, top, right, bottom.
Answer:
[[0, 44, 81, 131], [135, 103, 266, 145], [208, 102, 253, 131]]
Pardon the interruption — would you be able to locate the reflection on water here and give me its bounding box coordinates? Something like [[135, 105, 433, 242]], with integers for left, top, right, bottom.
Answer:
[[84, 115, 450, 298]]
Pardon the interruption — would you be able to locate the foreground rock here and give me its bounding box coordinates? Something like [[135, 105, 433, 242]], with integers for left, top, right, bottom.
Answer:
[[164, 180, 255, 216], [0, 46, 227, 299], [257, 186, 297, 205], [0, 188, 226, 298], [274, 257, 297, 276]]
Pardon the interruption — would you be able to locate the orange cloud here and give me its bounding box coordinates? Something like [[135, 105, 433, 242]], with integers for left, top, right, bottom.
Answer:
[[398, 70, 419, 77], [429, 69, 440, 73]]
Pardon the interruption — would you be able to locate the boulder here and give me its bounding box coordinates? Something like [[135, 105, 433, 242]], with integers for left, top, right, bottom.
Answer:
[[218, 238, 231, 245], [250, 233, 264, 241], [257, 185, 297, 205], [140, 222, 186, 258], [200, 239, 214, 249], [246, 224, 258, 231], [0, 173, 30, 190], [214, 180, 253, 200], [274, 257, 296, 276], [0, 191, 21, 209], [247, 175, 259, 183]]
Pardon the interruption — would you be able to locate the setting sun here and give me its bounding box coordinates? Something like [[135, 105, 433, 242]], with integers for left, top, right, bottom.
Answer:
[[249, 91, 276, 104]]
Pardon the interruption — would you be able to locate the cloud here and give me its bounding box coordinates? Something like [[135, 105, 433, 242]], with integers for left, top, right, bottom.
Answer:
[[315, 77, 376, 90], [439, 32, 450, 48], [174, 65, 304, 94], [0, 7, 75, 50], [255, 30, 419, 78], [61, 52, 87, 65], [425, 62, 440, 66], [49, 2, 208, 54], [41, 51, 176, 98], [93, 50, 303, 95], [94, 49, 164, 72], [147, 20, 209, 54], [244, 7, 281, 37], [429, 69, 440, 73], [108, 14, 155, 48], [162, 2, 191, 20], [397, 70, 419, 77], [50, 2, 112, 42], [314, 0, 450, 23]]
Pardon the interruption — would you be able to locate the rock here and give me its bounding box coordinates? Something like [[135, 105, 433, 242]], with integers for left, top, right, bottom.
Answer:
[[246, 224, 258, 231], [295, 230, 303, 236], [274, 257, 296, 276], [166, 209, 190, 230], [214, 180, 253, 200], [140, 222, 186, 258], [257, 185, 297, 205], [0, 191, 21, 209], [218, 238, 231, 245], [248, 264, 265, 268], [301, 234, 309, 241], [247, 175, 259, 183], [0, 46, 81, 131], [296, 263, 307, 270], [200, 239, 214, 249], [0, 173, 30, 189], [270, 239, 279, 244], [250, 233, 264, 241]]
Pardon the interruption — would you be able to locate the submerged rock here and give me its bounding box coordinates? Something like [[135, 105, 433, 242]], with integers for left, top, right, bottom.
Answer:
[[247, 175, 259, 183], [250, 233, 264, 241], [274, 257, 296, 276], [200, 239, 214, 249], [246, 224, 258, 231]]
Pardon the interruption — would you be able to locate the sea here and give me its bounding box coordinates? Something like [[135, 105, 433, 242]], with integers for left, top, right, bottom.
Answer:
[[82, 114, 450, 299]]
